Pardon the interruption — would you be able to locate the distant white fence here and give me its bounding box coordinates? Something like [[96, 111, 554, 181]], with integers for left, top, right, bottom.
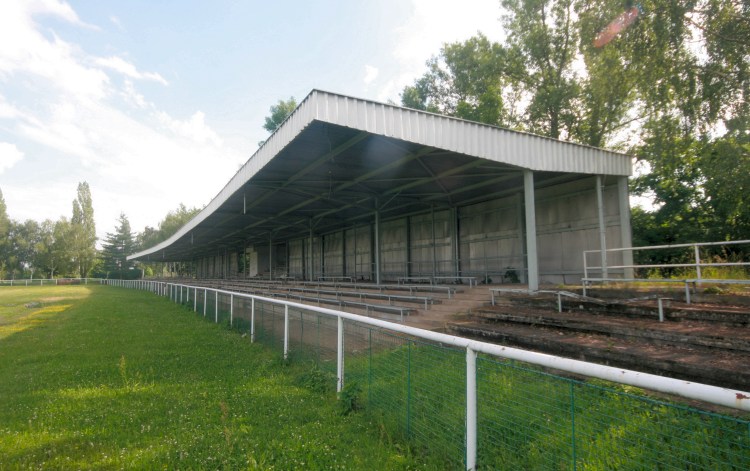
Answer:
[[0, 277, 106, 286]]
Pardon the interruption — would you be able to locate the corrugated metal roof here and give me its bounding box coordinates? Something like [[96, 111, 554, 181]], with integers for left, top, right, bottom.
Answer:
[[129, 89, 632, 262], [308, 90, 631, 175]]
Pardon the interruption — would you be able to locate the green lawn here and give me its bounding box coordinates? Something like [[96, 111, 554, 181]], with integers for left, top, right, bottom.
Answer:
[[0, 285, 427, 469]]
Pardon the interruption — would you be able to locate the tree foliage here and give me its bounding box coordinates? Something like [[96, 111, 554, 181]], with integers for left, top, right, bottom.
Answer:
[[0, 183, 100, 280], [0, 189, 10, 278], [403, 0, 749, 245], [136, 204, 201, 251], [263, 97, 297, 134], [100, 213, 136, 279], [70, 182, 97, 278]]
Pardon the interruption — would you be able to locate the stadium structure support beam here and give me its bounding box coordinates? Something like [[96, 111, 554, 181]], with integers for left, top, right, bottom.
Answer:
[[524, 170, 539, 291], [596, 175, 608, 280], [374, 205, 381, 285], [308, 221, 314, 281], [618, 176, 634, 278]]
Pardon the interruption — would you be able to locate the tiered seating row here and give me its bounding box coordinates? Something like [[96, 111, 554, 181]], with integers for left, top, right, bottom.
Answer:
[[172, 278, 460, 321]]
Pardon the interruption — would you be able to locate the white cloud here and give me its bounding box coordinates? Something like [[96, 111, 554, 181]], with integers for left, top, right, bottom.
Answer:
[[0, 1, 243, 238], [122, 80, 148, 109], [0, 142, 24, 174], [95, 56, 168, 85], [0, 94, 19, 119], [0, 2, 110, 101], [363, 65, 379, 86], [26, 0, 93, 29], [156, 110, 223, 147], [109, 15, 124, 31]]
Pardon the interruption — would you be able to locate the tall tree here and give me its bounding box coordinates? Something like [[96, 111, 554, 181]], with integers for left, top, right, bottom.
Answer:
[[135, 204, 201, 278], [51, 218, 74, 277], [32, 220, 55, 279], [0, 189, 10, 278], [402, 34, 514, 127], [263, 97, 297, 133], [101, 213, 136, 279], [501, 0, 581, 140], [70, 182, 96, 278], [404, 0, 749, 248], [6, 220, 42, 279], [136, 203, 201, 251]]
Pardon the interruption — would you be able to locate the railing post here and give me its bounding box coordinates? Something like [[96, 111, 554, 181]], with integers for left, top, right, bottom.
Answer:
[[694, 244, 702, 282], [337, 315, 344, 393], [283, 304, 289, 360], [466, 347, 477, 471], [250, 298, 255, 343], [658, 298, 665, 322]]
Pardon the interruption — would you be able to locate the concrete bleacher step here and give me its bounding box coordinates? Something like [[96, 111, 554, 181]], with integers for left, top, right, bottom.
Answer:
[[504, 294, 750, 327], [405, 285, 494, 330], [470, 305, 750, 353], [449, 321, 750, 391], [447, 293, 750, 390]]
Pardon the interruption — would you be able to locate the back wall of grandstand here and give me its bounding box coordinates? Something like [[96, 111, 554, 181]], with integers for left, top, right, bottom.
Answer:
[[195, 174, 627, 285]]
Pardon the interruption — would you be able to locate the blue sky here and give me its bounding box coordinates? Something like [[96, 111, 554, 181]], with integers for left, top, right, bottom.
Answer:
[[0, 0, 506, 241]]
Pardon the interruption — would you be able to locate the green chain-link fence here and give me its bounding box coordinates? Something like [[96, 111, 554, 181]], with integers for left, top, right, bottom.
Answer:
[[159, 282, 750, 470]]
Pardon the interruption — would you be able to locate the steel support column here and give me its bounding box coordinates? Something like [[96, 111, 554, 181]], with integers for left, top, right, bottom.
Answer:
[[308, 222, 314, 281], [524, 170, 539, 291], [596, 176, 608, 280], [374, 206, 381, 285], [617, 176, 634, 278]]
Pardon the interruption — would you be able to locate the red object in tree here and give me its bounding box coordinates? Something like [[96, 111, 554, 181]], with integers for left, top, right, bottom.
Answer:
[[593, 6, 641, 48]]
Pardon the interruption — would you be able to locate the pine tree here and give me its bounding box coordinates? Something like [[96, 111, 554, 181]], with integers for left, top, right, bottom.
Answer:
[[101, 213, 135, 279]]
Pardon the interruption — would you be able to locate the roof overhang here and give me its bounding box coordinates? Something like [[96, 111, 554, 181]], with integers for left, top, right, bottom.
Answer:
[[129, 89, 632, 262]]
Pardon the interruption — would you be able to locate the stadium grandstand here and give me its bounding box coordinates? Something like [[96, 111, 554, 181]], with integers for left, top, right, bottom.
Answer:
[[128, 89, 633, 291]]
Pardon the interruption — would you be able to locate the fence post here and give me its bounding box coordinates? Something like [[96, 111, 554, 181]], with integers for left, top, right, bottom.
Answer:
[[194, 288, 197, 312], [203, 289, 207, 317], [230, 294, 234, 327], [283, 304, 289, 360], [466, 347, 477, 471], [251, 298, 255, 343], [215, 291, 218, 323], [570, 382, 577, 469], [337, 315, 344, 393], [694, 244, 702, 282]]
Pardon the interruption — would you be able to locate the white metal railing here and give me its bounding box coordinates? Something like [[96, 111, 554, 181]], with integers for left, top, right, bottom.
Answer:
[[583, 240, 750, 299], [104, 278, 750, 470], [0, 277, 106, 286]]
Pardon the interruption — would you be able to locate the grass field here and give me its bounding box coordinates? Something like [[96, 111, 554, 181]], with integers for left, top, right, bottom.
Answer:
[[0, 285, 430, 469], [3, 285, 749, 470]]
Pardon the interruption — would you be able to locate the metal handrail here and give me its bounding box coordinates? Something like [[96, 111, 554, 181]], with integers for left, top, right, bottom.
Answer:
[[583, 240, 750, 281]]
